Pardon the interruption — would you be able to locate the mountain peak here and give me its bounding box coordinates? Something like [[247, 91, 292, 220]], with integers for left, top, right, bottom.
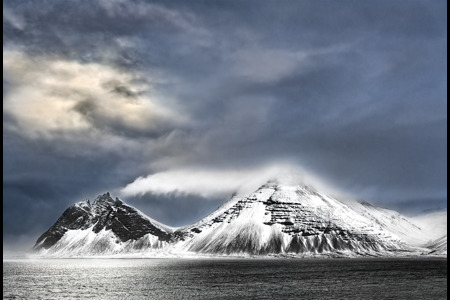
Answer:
[[94, 192, 112, 201], [34, 193, 171, 252], [262, 179, 280, 187], [92, 192, 122, 206]]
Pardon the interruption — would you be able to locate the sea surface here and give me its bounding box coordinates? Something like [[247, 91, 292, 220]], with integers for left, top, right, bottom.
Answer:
[[3, 257, 447, 299]]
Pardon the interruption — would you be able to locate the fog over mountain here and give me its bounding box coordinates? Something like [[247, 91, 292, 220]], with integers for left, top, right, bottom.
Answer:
[[3, 0, 447, 254]]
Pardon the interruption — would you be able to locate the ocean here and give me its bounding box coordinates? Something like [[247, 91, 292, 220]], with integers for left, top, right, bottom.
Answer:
[[3, 258, 447, 299]]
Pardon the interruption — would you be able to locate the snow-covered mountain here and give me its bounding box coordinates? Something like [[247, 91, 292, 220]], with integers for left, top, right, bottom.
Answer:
[[408, 210, 447, 255], [409, 210, 447, 240], [34, 193, 174, 256], [425, 235, 447, 255], [172, 181, 429, 256], [33, 182, 446, 257]]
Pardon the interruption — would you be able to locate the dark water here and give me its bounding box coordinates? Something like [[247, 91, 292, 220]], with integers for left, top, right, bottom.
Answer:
[[3, 258, 447, 299]]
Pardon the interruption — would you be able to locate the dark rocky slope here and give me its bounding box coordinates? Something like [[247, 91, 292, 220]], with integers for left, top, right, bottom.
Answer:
[[34, 193, 172, 251]]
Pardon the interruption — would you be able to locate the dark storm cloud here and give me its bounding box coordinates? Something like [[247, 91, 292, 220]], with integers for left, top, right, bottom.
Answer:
[[3, 0, 446, 248], [2, 127, 171, 250]]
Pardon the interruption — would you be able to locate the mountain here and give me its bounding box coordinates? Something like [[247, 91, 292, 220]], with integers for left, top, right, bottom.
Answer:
[[408, 210, 447, 255], [34, 193, 174, 256], [425, 235, 447, 255], [408, 210, 447, 241], [172, 181, 427, 256], [33, 182, 446, 257]]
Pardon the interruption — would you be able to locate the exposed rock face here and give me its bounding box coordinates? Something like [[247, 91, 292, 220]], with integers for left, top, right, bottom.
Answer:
[[33, 182, 446, 257], [34, 193, 172, 252]]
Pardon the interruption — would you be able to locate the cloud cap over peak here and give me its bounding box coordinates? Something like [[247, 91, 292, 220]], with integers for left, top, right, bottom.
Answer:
[[120, 163, 340, 198]]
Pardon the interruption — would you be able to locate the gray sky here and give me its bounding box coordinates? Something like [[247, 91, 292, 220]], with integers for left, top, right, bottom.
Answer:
[[3, 0, 447, 250]]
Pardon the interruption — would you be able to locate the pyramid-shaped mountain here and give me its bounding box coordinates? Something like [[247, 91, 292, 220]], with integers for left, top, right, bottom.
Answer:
[[34, 193, 173, 255]]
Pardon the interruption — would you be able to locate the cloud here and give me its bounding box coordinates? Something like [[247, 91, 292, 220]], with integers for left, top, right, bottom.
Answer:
[[120, 162, 343, 199], [229, 44, 350, 83], [3, 8, 26, 30], [2, 0, 447, 245], [3, 50, 187, 139], [98, 0, 201, 35], [231, 49, 306, 83]]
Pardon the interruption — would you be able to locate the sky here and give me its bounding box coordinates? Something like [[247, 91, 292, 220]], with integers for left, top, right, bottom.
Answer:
[[3, 0, 447, 251]]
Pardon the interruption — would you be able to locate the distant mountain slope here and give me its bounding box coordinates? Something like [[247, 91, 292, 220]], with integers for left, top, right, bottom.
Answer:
[[409, 210, 447, 241], [407, 210, 447, 255], [33, 182, 446, 257], [425, 235, 447, 255]]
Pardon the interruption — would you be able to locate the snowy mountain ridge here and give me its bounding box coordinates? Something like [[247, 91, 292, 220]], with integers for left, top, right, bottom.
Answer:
[[34, 192, 173, 254], [33, 182, 447, 257]]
